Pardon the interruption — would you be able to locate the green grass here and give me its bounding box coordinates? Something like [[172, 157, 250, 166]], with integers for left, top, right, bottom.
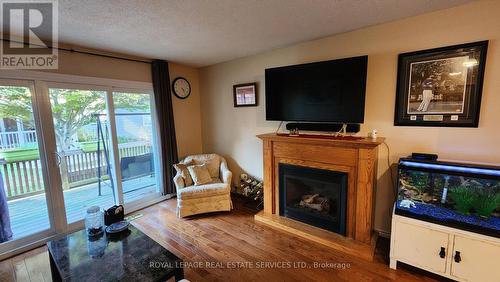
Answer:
[[0, 147, 40, 162], [79, 141, 99, 153], [0, 141, 100, 162], [79, 138, 139, 153]]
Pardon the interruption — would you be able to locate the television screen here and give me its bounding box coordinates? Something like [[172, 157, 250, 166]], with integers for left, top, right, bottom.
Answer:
[[265, 56, 368, 123]]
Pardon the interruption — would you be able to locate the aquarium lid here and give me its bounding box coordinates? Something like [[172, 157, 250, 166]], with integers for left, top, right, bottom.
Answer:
[[399, 159, 500, 177]]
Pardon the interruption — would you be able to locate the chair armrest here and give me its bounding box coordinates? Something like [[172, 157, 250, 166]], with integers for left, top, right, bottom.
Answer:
[[220, 159, 232, 185], [173, 172, 185, 191]]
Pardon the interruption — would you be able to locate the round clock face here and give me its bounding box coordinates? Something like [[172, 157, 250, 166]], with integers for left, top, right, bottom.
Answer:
[[172, 77, 191, 99]]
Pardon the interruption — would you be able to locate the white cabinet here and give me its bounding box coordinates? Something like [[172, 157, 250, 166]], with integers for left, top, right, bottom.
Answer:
[[450, 235, 500, 282], [390, 211, 500, 282], [392, 221, 450, 274]]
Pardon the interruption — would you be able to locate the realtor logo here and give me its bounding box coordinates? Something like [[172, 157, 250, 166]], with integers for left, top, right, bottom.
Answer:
[[0, 0, 58, 69]]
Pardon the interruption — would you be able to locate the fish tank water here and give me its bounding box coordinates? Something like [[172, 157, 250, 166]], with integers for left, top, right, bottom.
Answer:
[[396, 158, 500, 238]]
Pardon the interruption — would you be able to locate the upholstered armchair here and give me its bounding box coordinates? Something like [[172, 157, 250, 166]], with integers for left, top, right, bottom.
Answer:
[[174, 154, 233, 217]]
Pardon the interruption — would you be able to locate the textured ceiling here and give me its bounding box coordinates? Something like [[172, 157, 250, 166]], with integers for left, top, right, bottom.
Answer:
[[54, 0, 473, 67]]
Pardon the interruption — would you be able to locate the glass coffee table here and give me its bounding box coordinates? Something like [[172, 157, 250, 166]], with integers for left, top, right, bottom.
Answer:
[[47, 225, 184, 281]]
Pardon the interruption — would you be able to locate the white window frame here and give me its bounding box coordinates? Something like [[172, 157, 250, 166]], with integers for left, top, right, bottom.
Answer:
[[0, 79, 58, 257]]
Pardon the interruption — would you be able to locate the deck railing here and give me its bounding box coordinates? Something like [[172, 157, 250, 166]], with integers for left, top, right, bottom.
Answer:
[[1, 142, 152, 200], [0, 130, 37, 149]]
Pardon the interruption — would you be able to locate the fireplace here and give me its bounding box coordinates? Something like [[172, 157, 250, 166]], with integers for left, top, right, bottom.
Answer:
[[279, 163, 347, 235], [256, 133, 382, 260]]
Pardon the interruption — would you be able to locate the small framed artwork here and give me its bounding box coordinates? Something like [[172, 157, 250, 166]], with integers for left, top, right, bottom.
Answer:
[[394, 41, 488, 127], [233, 82, 257, 107]]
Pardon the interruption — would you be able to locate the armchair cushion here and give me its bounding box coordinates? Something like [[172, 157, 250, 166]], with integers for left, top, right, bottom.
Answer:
[[173, 161, 194, 187], [211, 177, 221, 183], [177, 182, 230, 200], [183, 154, 220, 178], [187, 164, 212, 186]]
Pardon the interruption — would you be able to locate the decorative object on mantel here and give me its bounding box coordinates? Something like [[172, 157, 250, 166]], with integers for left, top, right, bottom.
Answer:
[[394, 40, 488, 127], [236, 173, 263, 211], [233, 82, 257, 107], [289, 128, 300, 136]]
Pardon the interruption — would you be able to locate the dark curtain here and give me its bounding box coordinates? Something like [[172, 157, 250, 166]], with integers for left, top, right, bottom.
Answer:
[[151, 60, 178, 195], [0, 175, 13, 243]]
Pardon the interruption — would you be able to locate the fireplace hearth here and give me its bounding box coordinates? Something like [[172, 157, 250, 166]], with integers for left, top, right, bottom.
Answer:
[[279, 164, 347, 235]]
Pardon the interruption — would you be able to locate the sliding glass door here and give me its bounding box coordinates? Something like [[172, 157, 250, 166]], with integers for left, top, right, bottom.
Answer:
[[0, 74, 160, 257], [112, 90, 161, 204], [47, 85, 118, 223], [0, 80, 52, 250], [45, 85, 162, 223]]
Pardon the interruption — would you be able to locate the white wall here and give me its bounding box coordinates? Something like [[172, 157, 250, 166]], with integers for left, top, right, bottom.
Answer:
[[199, 0, 500, 233]]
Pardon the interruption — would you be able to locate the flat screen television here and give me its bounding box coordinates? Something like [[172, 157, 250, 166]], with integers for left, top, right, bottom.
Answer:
[[265, 56, 368, 123]]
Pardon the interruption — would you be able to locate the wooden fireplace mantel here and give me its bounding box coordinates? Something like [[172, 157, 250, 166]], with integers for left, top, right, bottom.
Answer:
[[254, 133, 384, 260]]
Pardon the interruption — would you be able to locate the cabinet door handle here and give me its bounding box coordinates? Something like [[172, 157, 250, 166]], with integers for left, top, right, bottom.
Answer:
[[454, 251, 461, 263], [439, 247, 446, 258]]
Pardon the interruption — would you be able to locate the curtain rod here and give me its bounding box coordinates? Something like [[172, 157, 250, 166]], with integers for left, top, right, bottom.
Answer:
[[1, 38, 152, 64]]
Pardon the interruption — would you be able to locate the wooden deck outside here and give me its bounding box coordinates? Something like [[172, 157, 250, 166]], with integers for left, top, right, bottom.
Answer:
[[7, 176, 157, 239]]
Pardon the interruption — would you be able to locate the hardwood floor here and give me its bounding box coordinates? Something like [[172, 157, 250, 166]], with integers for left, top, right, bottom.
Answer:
[[0, 246, 51, 282], [0, 199, 442, 282]]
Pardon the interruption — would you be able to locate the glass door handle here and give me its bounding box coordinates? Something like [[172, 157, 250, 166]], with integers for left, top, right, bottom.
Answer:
[[54, 152, 62, 166]]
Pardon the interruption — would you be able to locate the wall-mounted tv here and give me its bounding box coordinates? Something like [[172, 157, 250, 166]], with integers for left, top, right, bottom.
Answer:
[[265, 56, 368, 123]]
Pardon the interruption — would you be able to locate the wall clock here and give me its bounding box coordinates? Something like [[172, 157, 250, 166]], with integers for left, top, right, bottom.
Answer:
[[172, 77, 191, 99]]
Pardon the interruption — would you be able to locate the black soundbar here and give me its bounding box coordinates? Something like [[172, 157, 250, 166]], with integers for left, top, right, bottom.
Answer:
[[285, 123, 360, 133]]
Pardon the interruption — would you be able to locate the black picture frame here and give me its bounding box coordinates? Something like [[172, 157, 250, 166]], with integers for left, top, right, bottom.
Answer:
[[233, 82, 257, 107], [394, 41, 488, 127]]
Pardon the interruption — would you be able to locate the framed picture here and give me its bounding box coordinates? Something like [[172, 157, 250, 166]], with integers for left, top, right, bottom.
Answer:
[[233, 82, 257, 107], [394, 41, 488, 127]]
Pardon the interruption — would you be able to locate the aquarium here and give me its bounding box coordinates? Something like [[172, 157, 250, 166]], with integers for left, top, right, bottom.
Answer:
[[396, 158, 500, 238]]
